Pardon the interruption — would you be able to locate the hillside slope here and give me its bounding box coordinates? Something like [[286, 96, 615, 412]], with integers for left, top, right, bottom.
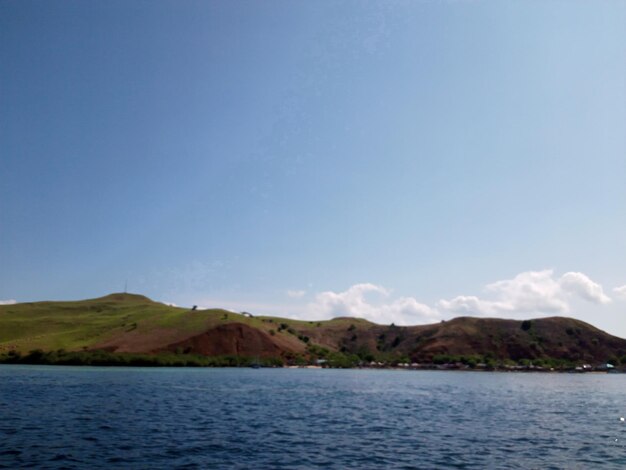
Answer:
[[1, 293, 625, 366]]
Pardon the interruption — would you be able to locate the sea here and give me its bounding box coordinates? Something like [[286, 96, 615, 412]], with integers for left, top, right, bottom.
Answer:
[[1, 365, 625, 469]]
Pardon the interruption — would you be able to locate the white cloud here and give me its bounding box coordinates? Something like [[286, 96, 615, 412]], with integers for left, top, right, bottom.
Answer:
[[559, 272, 611, 304], [486, 270, 570, 313], [439, 269, 610, 316], [173, 270, 616, 325], [438, 295, 512, 316], [0, 299, 16, 305], [613, 285, 626, 300], [306, 283, 439, 325]]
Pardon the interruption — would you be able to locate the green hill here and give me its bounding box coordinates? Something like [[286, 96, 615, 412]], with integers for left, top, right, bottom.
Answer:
[[1, 293, 625, 368]]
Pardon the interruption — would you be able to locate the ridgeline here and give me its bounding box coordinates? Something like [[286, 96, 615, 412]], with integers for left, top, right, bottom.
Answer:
[[1, 293, 625, 370]]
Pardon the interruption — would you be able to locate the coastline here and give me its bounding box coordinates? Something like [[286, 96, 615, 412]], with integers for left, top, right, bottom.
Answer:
[[1, 356, 621, 373]]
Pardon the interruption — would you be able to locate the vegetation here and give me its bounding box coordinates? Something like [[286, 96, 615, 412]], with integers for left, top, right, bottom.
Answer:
[[0, 349, 285, 368]]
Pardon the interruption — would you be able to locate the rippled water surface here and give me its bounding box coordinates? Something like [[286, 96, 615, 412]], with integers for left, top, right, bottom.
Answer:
[[2, 366, 626, 469]]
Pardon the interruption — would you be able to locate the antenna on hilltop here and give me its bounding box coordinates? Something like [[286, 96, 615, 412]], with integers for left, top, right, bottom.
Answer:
[[124, 280, 128, 294]]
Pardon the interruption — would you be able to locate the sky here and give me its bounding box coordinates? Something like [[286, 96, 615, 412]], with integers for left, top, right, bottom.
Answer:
[[1, 1, 625, 335]]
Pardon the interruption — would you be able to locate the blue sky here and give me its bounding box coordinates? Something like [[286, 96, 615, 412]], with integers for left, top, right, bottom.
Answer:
[[2, 1, 625, 335]]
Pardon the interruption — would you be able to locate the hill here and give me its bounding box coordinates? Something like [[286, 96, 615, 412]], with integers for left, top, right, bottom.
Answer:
[[1, 293, 625, 368]]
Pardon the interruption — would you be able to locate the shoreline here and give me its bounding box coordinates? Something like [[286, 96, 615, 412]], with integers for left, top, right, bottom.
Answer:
[[1, 361, 622, 374]]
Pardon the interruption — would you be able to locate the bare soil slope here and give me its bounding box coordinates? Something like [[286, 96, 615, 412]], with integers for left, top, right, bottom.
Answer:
[[163, 323, 292, 357]]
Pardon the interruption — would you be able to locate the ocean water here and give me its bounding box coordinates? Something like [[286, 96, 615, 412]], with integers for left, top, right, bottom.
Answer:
[[1, 366, 626, 469]]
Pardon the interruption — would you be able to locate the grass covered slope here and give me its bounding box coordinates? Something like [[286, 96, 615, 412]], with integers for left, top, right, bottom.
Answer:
[[0, 293, 305, 357], [2, 293, 626, 367], [0, 293, 189, 353]]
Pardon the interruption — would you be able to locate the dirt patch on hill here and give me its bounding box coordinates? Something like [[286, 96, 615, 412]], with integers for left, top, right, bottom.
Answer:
[[92, 327, 194, 353], [163, 322, 288, 358]]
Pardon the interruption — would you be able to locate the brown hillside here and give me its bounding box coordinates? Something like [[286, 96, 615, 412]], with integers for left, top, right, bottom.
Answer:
[[162, 323, 300, 358], [327, 316, 626, 364]]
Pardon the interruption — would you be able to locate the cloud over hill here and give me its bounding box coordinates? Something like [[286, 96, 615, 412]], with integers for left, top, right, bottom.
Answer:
[[439, 270, 610, 317]]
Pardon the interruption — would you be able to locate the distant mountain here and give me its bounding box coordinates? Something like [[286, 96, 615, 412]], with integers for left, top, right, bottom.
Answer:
[[1, 293, 625, 367]]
